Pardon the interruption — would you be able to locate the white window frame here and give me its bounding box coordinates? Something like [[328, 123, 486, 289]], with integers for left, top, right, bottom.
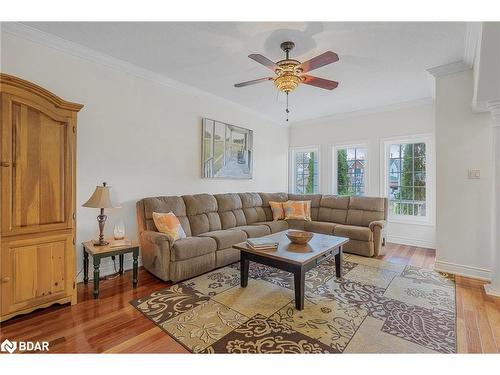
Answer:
[[380, 134, 435, 225], [332, 142, 370, 196], [289, 145, 321, 194]]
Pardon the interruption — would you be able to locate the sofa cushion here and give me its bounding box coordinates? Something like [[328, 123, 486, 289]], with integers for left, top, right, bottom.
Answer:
[[171, 236, 217, 261], [183, 194, 222, 235], [334, 224, 373, 242], [346, 210, 385, 227], [141, 196, 192, 236], [346, 196, 386, 227], [198, 229, 247, 250], [215, 248, 240, 268], [287, 219, 306, 230], [283, 200, 312, 221], [318, 195, 349, 224], [252, 220, 288, 233], [239, 193, 267, 224], [152, 211, 187, 240], [259, 192, 288, 221], [235, 224, 271, 238], [304, 221, 336, 235], [349, 196, 386, 212], [288, 194, 322, 220], [215, 193, 247, 229], [269, 201, 285, 220]]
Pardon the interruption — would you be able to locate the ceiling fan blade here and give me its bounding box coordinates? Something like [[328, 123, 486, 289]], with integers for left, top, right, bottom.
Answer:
[[299, 51, 339, 73], [302, 75, 339, 90], [234, 77, 274, 88], [248, 54, 279, 70]]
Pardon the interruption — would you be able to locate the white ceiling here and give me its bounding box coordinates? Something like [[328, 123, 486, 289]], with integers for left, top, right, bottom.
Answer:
[[23, 22, 466, 123]]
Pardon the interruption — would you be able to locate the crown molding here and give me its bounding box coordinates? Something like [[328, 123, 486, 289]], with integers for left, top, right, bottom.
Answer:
[[1, 22, 283, 126], [464, 22, 483, 67], [426, 60, 471, 78], [290, 97, 434, 127]]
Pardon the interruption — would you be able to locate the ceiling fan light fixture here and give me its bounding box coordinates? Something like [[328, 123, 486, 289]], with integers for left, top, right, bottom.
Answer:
[[274, 73, 302, 93], [274, 60, 303, 93], [234, 41, 339, 120]]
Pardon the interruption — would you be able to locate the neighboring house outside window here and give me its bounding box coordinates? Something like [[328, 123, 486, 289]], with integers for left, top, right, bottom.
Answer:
[[333, 144, 367, 196], [382, 135, 434, 224], [291, 147, 319, 194]]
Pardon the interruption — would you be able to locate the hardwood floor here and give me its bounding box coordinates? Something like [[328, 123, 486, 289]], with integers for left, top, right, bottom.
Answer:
[[1, 243, 499, 353]]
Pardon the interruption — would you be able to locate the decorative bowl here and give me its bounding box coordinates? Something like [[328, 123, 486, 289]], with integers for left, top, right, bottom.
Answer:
[[286, 230, 314, 245]]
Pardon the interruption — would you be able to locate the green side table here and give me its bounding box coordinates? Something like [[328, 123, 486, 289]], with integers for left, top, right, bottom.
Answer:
[[82, 239, 140, 299]]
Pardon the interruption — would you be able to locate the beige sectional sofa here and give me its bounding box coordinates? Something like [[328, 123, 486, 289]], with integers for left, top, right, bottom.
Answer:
[[136, 192, 387, 282]]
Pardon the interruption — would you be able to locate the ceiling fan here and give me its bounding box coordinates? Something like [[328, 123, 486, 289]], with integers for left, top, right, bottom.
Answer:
[[234, 41, 339, 121]]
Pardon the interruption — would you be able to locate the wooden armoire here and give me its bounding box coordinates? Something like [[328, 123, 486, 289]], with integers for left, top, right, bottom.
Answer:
[[0, 74, 82, 321]]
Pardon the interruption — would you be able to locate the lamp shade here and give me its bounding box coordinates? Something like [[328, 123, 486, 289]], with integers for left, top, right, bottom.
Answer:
[[82, 184, 117, 209]]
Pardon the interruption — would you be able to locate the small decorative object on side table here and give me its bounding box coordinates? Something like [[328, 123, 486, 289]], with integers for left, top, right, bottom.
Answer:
[[82, 239, 140, 299], [113, 220, 126, 240]]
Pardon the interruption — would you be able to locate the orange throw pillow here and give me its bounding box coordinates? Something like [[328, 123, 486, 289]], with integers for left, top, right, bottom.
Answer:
[[269, 201, 285, 221], [152, 212, 187, 241], [283, 200, 312, 221]]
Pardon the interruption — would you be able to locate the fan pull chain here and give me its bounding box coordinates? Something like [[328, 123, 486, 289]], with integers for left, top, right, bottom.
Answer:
[[286, 92, 290, 122]]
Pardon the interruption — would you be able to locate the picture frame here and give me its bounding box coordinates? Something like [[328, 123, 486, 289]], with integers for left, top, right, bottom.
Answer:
[[202, 118, 253, 179]]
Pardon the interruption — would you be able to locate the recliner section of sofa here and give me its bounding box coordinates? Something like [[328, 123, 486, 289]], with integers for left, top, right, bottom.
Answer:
[[137, 192, 387, 282], [215, 193, 271, 238]]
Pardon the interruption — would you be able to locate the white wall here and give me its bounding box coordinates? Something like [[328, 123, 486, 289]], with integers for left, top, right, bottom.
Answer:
[[1, 30, 289, 279], [434, 69, 493, 280], [290, 103, 436, 249]]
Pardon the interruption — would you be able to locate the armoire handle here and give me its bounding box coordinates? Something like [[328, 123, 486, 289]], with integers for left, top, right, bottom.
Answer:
[[1, 277, 11, 283], [0, 161, 10, 167]]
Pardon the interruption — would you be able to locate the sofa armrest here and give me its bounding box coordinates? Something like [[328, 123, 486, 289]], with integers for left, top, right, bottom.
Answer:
[[369, 220, 386, 231], [141, 230, 173, 247], [369, 220, 386, 256], [139, 230, 172, 281]]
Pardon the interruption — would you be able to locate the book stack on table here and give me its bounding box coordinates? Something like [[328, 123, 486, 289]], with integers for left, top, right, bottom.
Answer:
[[246, 238, 279, 251]]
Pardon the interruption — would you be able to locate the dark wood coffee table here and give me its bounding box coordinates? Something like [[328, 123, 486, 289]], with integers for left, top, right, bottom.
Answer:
[[233, 230, 349, 310]]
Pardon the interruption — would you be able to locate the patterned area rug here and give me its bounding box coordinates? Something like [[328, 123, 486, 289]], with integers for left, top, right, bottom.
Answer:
[[130, 254, 456, 353]]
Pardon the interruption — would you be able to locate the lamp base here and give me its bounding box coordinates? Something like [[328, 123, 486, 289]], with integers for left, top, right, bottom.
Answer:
[[94, 210, 108, 246], [92, 239, 109, 246]]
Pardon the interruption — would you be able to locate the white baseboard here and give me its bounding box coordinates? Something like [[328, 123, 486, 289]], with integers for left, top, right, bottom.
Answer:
[[484, 283, 500, 297], [76, 257, 143, 283], [386, 235, 435, 249], [434, 260, 491, 281]]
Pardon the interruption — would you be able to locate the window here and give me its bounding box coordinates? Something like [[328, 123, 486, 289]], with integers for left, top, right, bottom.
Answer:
[[333, 145, 367, 196], [291, 147, 319, 194], [382, 135, 433, 223]]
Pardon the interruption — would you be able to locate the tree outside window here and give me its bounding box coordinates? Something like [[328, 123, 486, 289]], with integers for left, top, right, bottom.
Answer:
[[388, 142, 426, 216], [336, 147, 366, 196], [294, 150, 319, 194]]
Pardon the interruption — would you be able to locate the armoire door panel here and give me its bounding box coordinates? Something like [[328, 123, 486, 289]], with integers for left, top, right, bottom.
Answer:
[[36, 243, 53, 297], [13, 244, 37, 303], [39, 109, 66, 225], [3, 98, 72, 236], [1, 94, 14, 234], [51, 242, 66, 294], [1, 233, 72, 314], [14, 104, 41, 228]]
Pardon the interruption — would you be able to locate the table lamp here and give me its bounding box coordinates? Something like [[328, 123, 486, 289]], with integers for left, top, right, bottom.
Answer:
[[82, 182, 117, 246]]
